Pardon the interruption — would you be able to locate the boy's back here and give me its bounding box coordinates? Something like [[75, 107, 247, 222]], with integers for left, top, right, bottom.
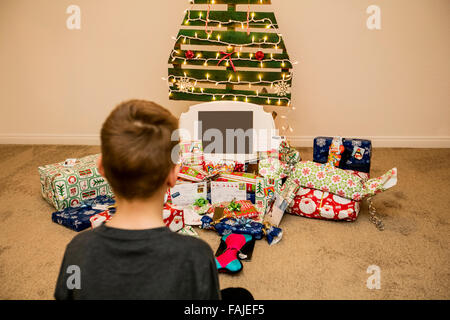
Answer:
[[55, 224, 220, 300], [54, 100, 221, 300]]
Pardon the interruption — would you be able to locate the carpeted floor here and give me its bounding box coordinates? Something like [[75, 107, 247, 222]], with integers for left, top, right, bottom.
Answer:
[[0, 145, 449, 300]]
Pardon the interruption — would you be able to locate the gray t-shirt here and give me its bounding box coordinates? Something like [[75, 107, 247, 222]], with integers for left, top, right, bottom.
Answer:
[[54, 224, 221, 300]]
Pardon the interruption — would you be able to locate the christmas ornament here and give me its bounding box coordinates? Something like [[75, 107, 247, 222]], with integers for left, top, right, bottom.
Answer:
[[273, 80, 291, 97], [185, 50, 195, 60], [255, 51, 265, 61], [176, 77, 194, 93]]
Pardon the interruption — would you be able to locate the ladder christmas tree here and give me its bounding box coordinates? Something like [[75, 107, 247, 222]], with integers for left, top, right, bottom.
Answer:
[[167, 0, 295, 107]]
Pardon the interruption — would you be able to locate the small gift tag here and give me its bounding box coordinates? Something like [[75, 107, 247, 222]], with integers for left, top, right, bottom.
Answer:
[[213, 207, 225, 222], [352, 147, 366, 160], [63, 159, 77, 167]]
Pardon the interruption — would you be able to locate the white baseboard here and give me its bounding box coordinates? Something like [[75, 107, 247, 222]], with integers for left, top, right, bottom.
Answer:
[[0, 134, 100, 145], [0, 134, 449, 148], [286, 136, 450, 148]]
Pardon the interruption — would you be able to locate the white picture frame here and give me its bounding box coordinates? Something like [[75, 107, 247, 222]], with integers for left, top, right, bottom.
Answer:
[[179, 101, 277, 163]]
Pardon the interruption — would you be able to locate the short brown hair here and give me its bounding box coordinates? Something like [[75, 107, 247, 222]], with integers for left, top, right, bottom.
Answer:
[[101, 100, 179, 200]]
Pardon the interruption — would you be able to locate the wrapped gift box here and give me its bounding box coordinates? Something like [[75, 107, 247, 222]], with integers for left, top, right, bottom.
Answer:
[[289, 161, 397, 201], [178, 166, 208, 182], [313, 137, 372, 173], [179, 140, 204, 167], [255, 177, 282, 214], [264, 179, 300, 227], [163, 203, 185, 232], [90, 210, 114, 229], [203, 160, 236, 175], [210, 181, 247, 205], [287, 187, 360, 221], [207, 200, 260, 220], [214, 177, 255, 193], [51, 196, 115, 232], [39, 154, 114, 211], [258, 157, 290, 180], [218, 172, 258, 192], [169, 181, 207, 207]]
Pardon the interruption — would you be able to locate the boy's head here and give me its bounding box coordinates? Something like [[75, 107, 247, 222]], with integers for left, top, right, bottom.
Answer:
[[99, 100, 179, 200]]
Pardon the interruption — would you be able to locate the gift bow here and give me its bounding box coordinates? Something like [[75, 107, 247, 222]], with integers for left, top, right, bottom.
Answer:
[[227, 199, 242, 212], [236, 217, 254, 229], [194, 197, 208, 207], [217, 51, 237, 72]]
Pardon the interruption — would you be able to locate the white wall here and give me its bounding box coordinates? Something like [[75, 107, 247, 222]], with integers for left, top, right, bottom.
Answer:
[[0, 0, 449, 147]]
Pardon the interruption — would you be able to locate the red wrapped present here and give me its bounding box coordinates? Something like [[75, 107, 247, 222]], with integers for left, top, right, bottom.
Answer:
[[208, 200, 259, 220], [288, 187, 360, 221], [178, 166, 208, 182], [163, 203, 185, 232], [90, 211, 113, 229]]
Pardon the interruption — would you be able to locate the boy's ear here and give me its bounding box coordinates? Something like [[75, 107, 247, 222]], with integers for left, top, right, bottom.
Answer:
[[167, 164, 180, 188], [97, 154, 105, 177]]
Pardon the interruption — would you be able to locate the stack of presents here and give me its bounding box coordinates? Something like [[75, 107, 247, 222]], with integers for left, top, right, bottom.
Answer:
[[39, 136, 397, 274]]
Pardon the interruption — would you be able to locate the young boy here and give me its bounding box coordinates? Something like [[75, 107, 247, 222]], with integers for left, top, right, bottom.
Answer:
[[54, 100, 221, 300]]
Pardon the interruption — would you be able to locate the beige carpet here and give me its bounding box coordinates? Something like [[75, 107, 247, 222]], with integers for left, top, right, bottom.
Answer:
[[0, 145, 449, 300]]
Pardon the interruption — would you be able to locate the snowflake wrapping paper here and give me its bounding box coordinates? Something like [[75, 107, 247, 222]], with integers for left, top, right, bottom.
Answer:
[[200, 216, 283, 246], [51, 196, 115, 232], [39, 154, 114, 211], [313, 137, 372, 173], [287, 187, 360, 221], [289, 161, 397, 201]]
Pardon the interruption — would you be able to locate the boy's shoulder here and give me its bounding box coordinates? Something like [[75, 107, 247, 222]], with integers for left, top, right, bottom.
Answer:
[[171, 230, 211, 249], [66, 225, 213, 258]]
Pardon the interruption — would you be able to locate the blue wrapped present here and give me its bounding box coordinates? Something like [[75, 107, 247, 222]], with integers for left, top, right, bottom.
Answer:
[[201, 216, 282, 245], [313, 137, 372, 173], [51, 196, 115, 232]]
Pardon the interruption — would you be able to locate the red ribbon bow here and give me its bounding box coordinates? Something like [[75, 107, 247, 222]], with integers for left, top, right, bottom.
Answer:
[[217, 51, 237, 72]]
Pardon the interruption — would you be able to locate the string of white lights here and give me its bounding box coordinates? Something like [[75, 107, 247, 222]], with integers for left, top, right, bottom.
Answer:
[[168, 87, 291, 106], [185, 10, 277, 29], [169, 49, 293, 68], [167, 73, 292, 87], [172, 31, 283, 48]]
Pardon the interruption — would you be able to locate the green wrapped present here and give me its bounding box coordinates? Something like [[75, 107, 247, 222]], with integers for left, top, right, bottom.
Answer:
[[38, 154, 114, 210]]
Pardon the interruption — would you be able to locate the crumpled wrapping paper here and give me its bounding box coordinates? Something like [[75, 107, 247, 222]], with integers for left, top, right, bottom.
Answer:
[[289, 161, 397, 201]]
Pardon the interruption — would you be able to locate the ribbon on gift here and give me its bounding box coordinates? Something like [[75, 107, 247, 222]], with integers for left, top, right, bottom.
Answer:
[[263, 222, 283, 246], [235, 217, 254, 229], [217, 51, 237, 72]]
